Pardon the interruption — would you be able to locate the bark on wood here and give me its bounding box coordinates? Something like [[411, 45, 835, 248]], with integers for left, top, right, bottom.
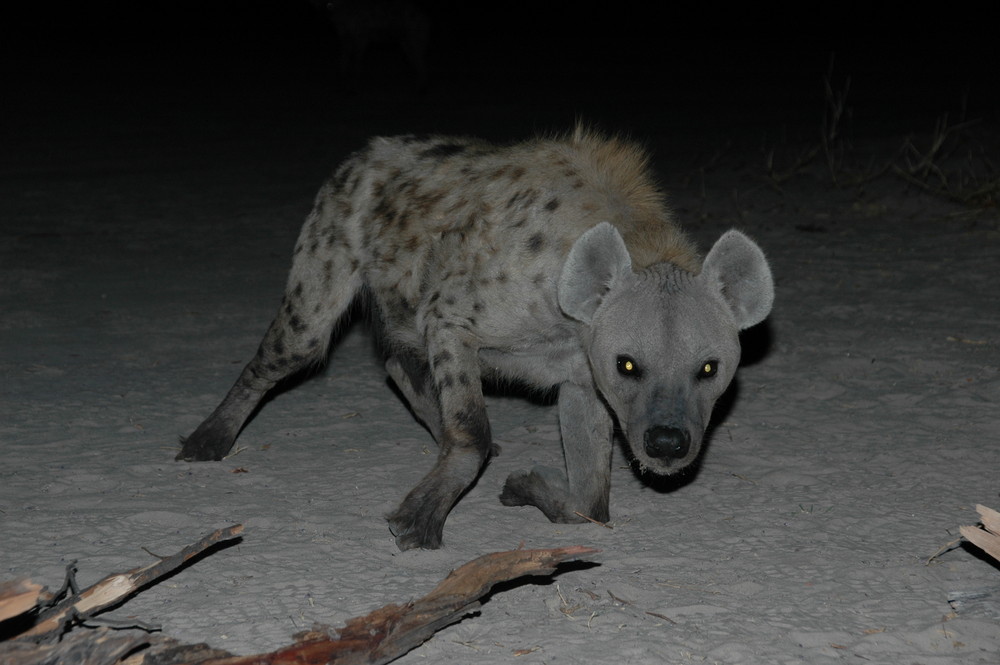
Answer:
[[961, 504, 1000, 563]]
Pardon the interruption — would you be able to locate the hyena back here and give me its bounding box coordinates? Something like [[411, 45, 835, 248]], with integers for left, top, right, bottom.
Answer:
[[178, 128, 774, 550]]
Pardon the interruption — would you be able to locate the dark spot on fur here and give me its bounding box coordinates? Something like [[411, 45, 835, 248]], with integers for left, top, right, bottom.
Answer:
[[490, 165, 511, 180], [413, 190, 446, 215], [472, 302, 483, 312], [438, 373, 454, 389], [451, 404, 492, 451], [444, 296, 456, 306], [532, 272, 546, 286], [526, 232, 545, 253], [545, 198, 560, 212], [289, 315, 306, 333], [505, 189, 539, 210], [331, 163, 354, 191], [496, 272, 509, 283], [511, 166, 526, 180], [458, 372, 471, 386], [308, 337, 321, 349], [420, 143, 467, 159], [433, 350, 454, 365]]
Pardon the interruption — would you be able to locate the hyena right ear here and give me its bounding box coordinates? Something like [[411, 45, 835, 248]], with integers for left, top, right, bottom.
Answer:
[[559, 222, 633, 324], [701, 229, 774, 330]]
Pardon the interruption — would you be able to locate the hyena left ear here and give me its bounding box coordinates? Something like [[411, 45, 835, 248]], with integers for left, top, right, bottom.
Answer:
[[701, 230, 774, 330], [559, 222, 633, 324]]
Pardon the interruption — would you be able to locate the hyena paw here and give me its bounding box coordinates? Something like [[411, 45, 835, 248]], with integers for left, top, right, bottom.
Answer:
[[386, 506, 444, 551], [175, 419, 236, 462], [498, 470, 537, 507], [500, 467, 587, 524]]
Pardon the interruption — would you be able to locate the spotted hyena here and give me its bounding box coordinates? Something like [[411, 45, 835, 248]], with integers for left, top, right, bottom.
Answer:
[[178, 127, 774, 550]]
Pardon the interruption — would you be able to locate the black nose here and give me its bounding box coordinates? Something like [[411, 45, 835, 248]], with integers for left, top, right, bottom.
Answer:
[[644, 426, 691, 459]]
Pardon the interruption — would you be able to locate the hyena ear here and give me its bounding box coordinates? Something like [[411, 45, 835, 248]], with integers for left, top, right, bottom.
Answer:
[[559, 222, 633, 324], [701, 229, 774, 330]]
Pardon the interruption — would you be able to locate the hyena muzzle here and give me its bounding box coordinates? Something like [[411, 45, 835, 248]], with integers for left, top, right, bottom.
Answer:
[[177, 128, 774, 550]]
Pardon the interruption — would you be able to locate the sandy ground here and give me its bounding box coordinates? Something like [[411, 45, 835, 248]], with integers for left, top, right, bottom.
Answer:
[[2, 8, 1000, 662]]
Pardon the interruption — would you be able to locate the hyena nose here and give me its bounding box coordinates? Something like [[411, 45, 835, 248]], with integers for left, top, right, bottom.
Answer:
[[644, 426, 691, 460]]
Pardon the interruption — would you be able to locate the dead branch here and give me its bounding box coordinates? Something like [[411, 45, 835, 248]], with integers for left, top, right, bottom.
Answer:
[[184, 545, 599, 665], [20, 524, 244, 640]]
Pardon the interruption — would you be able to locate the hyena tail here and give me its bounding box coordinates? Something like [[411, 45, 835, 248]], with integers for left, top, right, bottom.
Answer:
[[177, 197, 363, 461]]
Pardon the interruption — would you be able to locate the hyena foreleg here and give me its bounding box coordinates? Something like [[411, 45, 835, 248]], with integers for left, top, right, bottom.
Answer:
[[387, 333, 492, 550], [500, 381, 613, 523]]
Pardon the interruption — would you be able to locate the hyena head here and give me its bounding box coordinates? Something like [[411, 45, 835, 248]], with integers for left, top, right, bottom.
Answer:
[[559, 223, 774, 476]]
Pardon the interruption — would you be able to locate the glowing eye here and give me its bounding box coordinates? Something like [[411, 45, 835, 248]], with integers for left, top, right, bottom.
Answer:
[[617, 355, 640, 377], [699, 361, 717, 378]]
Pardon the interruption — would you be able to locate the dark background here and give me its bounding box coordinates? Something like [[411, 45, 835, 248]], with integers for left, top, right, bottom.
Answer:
[[3, 1, 996, 142]]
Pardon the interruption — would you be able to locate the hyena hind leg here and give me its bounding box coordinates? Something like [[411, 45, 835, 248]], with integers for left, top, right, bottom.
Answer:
[[178, 234, 363, 461], [387, 336, 496, 549]]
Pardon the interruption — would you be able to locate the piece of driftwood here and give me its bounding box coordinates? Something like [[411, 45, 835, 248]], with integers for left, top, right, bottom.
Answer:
[[960, 504, 1000, 563], [18, 524, 245, 641], [1, 526, 597, 665]]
